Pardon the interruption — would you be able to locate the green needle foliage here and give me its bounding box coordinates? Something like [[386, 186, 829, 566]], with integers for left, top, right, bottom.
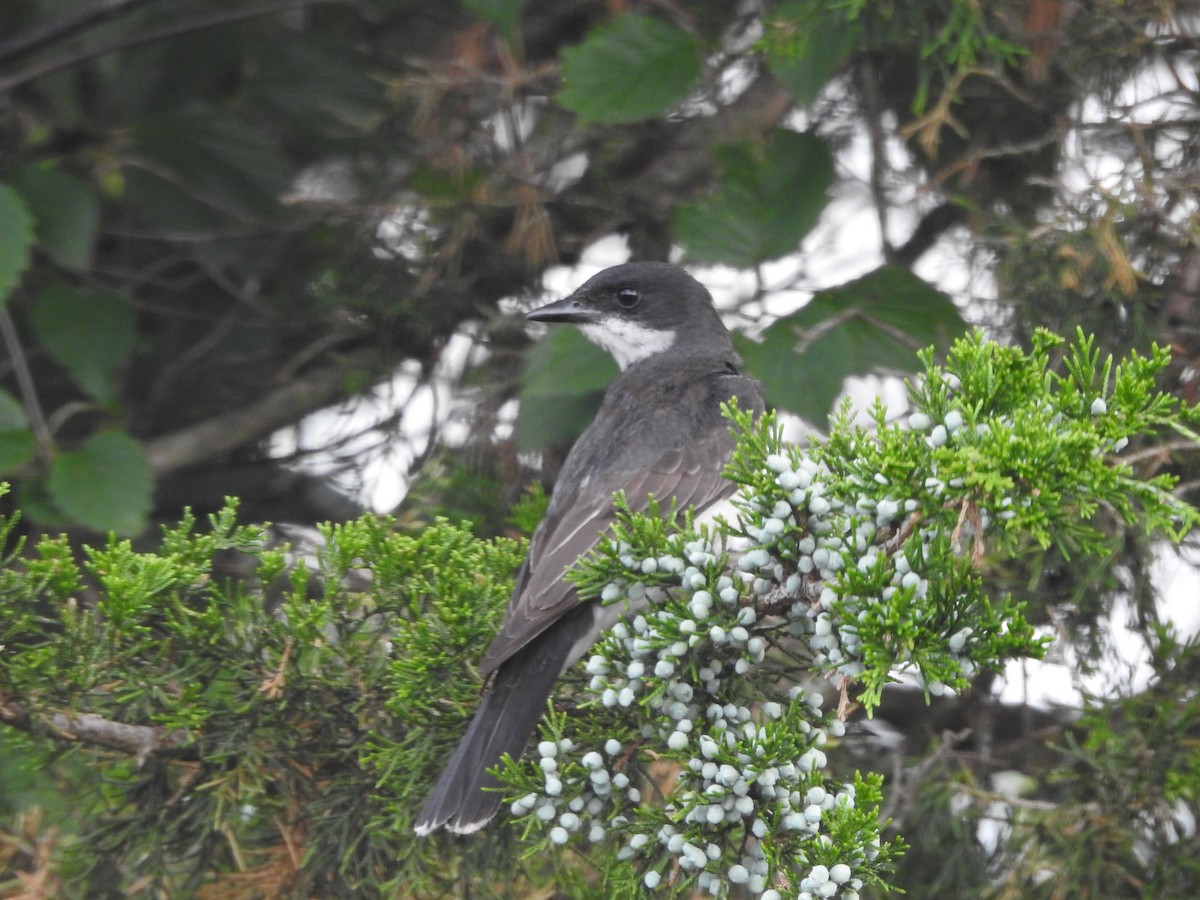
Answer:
[[499, 329, 1198, 898], [0, 329, 1197, 897], [0, 506, 536, 896]]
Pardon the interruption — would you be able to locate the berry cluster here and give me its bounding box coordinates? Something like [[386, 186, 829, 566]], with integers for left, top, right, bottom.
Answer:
[[509, 503, 893, 894]]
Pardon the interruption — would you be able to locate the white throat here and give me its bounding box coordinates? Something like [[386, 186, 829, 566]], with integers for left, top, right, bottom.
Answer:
[[580, 319, 677, 370]]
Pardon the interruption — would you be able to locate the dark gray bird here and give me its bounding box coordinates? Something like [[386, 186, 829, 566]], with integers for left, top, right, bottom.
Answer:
[[414, 261, 764, 835]]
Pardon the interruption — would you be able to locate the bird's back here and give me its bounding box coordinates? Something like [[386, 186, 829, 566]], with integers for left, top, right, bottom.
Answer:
[[480, 352, 763, 676]]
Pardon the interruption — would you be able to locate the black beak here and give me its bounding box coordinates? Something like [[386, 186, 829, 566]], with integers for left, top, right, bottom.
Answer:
[[525, 291, 600, 324]]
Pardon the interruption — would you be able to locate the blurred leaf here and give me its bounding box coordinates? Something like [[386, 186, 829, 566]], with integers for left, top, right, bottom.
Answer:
[[408, 163, 490, 204], [47, 431, 152, 535], [788, 264, 964, 338], [738, 266, 965, 422], [674, 129, 834, 266], [0, 185, 35, 304], [9, 165, 101, 271], [30, 284, 137, 407], [460, 0, 528, 35], [762, 1, 862, 106], [0, 429, 35, 474], [558, 15, 702, 124], [0, 389, 26, 429], [246, 36, 383, 134], [129, 107, 291, 225], [110, 27, 246, 116], [13, 478, 70, 530], [517, 328, 616, 450]]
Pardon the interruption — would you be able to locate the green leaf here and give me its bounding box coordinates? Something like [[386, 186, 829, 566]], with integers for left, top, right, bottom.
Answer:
[[30, 283, 137, 406], [673, 129, 834, 266], [0, 429, 35, 474], [47, 431, 152, 535], [9, 166, 101, 271], [762, 1, 862, 106], [0, 389, 27, 429], [557, 16, 702, 124], [0, 185, 36, 304], [738, 266, 965, 422], [517, 328, 617, 450], [460, 0, 528, 34]]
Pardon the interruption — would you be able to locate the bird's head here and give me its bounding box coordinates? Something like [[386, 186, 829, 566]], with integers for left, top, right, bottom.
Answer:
[[526, 262, 732, 370]]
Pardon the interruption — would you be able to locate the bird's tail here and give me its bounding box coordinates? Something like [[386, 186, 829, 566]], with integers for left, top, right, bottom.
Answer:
[[413, 616, 584, 835]]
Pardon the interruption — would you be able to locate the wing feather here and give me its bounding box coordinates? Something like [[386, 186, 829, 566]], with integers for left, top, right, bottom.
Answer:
[[478, 426, 737, 675]]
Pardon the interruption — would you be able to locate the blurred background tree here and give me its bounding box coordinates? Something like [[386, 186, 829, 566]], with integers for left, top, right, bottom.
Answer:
[[1, 0, 1198, 896]]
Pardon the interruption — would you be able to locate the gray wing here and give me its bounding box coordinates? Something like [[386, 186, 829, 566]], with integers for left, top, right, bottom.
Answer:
[[477, 433, 737, 676]]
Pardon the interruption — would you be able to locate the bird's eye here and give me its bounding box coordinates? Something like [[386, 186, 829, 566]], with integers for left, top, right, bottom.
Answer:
[[616, 288, 640, 309]]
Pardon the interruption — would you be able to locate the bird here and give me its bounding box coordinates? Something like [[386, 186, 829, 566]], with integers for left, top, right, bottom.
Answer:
[[414, 261, 764, 835]]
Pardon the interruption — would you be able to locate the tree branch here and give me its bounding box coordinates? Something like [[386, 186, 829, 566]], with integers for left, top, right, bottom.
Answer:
[[0, 308, 54, 466], [0, 0, 354, 92], [891, 202, 969, 269], [0, 698, 189, 762], [0, 0, 162, 68], [143, 349, 381, 477], [857, 55, 895, 260]]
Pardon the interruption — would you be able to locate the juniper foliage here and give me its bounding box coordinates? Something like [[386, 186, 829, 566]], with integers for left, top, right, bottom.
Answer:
[[0, 330, 1196, 897]]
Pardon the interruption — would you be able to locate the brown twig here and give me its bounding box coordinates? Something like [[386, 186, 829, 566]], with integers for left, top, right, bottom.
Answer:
[[1121, 439, 1200, 465], [257, 637, 295, 699]]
